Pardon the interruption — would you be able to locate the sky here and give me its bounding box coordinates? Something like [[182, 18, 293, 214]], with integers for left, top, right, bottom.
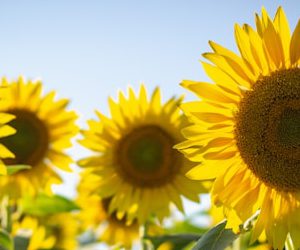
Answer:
[[0, 1, 299, 198]]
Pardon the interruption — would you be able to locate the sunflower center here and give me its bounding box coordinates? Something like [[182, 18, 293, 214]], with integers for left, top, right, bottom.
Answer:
[[0, 109, 49, 166], [277, 108, 300, 147], [235, 68, 300, 192], [48, 224, 62, 242], [117, 125, 181, 187]]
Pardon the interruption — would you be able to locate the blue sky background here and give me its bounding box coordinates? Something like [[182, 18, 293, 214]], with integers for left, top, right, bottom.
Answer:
[[0, 1, 299, 199]]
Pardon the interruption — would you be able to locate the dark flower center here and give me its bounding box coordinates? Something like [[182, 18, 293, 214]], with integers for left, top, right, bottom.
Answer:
[[1, 109, 49, 166], [117, 125, 181, 187], [235, 68, 300, 192]]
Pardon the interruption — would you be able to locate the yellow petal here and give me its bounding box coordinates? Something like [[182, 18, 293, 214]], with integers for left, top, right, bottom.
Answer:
[[203, 53, 252, 88], [149, 87, 161, 113], [243, 24, 270, 75], [0, 144, 14, 158], [182, 80, 239, 104], [187, 163, 223, 180], [209, 40, 256, 83], [290, 19, 300, 65], [0, 125, 16, 137], [191, 112, 233, 123], [0, 161, 7, 175], [255, 13, 263, 37], [273, 6, 291, 65], [262, 17, 285, 69], [201, 61, 243, 95], [0, 113, 15, 124], [47, 150, 73, 171], [234, 24, 261, 76]]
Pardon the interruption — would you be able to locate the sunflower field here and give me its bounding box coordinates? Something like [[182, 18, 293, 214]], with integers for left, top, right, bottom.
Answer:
[[0, 2, 299, 250]]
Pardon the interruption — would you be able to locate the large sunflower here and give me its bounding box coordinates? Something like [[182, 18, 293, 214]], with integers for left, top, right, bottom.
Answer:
[[177, 7, 300, 249], [0, 77, 78, 198], [79, 85, 206, 224], [77, 172, 139, 248]]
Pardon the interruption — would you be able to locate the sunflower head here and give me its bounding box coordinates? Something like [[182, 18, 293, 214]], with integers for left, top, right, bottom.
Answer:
[[0, 77, 78, 199], [39, 213, 79, 250], [77, 176, 140, 248], [12, 216, 56, 250], [2, 109, 49, 166], [78, 85, 207, 224], [177, 7, 300, 249]]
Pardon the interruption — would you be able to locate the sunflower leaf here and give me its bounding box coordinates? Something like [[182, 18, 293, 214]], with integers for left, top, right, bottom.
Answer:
[[145, 233, 200, 250], [13, 236, 29, 250], [165, 220, 208, 235], [6, 165, 31, 175], [0, 229, 12, 250], [22, 194, 79, 216], [192, 220, 238, 250]]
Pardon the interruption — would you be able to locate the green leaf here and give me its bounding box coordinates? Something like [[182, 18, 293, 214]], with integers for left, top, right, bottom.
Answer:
[[22, 194, 79, 216], [192, 221, 238, 250], [166, 220, 208, 235], [0, 229, 12, 250], [146, 233, 200, 250], [6, 165, 31, 175], [13, 237, 29, 250]]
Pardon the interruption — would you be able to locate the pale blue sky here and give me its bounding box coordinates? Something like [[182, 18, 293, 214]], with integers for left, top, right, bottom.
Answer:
[[0, 1, 299, 197], [1, 1, 299, 120]]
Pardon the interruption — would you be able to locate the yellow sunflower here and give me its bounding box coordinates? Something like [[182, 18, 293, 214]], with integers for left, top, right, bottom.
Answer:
[[12, 216, 56, 250], [77, 172, 139, 248], [177, 7, 300, 249], [78, 85, 206, 224], [0, 77, 78, 198], [39, 213, 79, 250]]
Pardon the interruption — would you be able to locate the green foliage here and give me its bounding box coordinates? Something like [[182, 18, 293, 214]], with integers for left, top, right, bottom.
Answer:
[[165, 220, 208, 235], [22, 194, 79, 216], [192, 221, 238, 250], [144, 210, 212, 249], [0, 229, 12, 250], [13, 237, 29, 250], [6, 165, 31, 175], [146, 233, 200, 250]]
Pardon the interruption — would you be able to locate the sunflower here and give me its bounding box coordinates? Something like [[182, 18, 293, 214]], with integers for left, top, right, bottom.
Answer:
[[177, 7, 300, 249], [12, 216, 56, 250], [0, 77, 78, 198], [78, 85, 206, 224], [39, 213, 79, 250], [77, 172, 139, 248]]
